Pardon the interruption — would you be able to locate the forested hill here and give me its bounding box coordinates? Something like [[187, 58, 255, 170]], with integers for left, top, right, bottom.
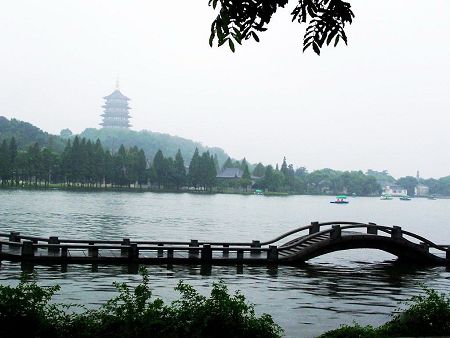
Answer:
[[0, 116, 65, 152], [0, 117, 230, 166], [78, 128, 229, 167]]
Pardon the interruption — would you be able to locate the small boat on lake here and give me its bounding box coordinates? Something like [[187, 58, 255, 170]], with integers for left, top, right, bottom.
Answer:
[[427, 196, 437, 200], [380, 194, 393, 200], [330, 195, 349, 204], [399, 195, 412, 201]]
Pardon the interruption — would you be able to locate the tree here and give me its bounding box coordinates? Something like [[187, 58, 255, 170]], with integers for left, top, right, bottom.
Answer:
[[208, 0, 354, 55], [199, 151, 217, 191], [240, 163, 252, 191], [222, 157, 233, 170], [152, 150, 166, 189], [173, 150, 187, 190], [59, 128, 73, 139], [0, 140, 9, 185], [188, 148, 201, 189], [252, 163, 265, 177], [260, 165, 284, 192], [136, 149, 148, 187], [280, 157, 288, 177], [9, 137, 17, 184], [397, 176, 418, 197]]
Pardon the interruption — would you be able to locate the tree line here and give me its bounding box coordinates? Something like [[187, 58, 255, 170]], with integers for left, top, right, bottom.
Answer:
[[0, 136, 218, 190], [0, 136, 147, 187], [2, 136, 449, 196]]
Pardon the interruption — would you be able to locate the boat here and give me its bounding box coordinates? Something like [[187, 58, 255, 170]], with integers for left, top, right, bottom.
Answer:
[[380, 193, 393, 200], [427, 196, 437, 200], [330, 195, 349, 204], [399, 195, 411, 201], [254, 189, 264, 195]]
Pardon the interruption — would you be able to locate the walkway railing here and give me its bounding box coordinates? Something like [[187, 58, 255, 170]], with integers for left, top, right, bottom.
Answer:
[[0, 221, 449, 265]]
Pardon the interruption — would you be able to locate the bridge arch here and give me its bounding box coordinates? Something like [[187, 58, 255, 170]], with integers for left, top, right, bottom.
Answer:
[[275, 222, 448, 266]]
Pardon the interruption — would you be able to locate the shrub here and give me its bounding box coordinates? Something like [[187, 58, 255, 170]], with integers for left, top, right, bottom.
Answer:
[[320, 286, 450, 338], [0, 267, 283, 338], [382, 286, 450, 337]]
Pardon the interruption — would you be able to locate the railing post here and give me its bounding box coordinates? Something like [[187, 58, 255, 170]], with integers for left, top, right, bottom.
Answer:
[[309, 222, 320, 235], [419, 242, 429, 253], [9, 232, 20, 249], [21, 241, 34, 258], [88, 243, 98, 257], [367, 223, 378, 235], [267, 245, 278, 262], [201, 244, 212, 262], [189, 240, 199, 258], [121, 238, 130, 255], [167, 248, 174, 259], [330, 225, 341, 240], [391, 226, 403, 240], [128, 243, 139, 259], [61, 247, 68, 258], [9, 231, 20, 242], [251, 240, 261, 255], [222, 244, 229, 257], [32, 239, 38, 252], [237, 249, 244, 263], [87, 241, 95, 256], [48, 236, 60, 255], [157, 243, 164, 258]]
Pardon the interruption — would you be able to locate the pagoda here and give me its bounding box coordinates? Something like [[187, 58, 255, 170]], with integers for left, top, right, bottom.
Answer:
[[100, 84, 131, 128]]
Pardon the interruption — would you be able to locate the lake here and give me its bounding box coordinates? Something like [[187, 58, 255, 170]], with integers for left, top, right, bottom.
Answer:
[[0, 190, 449, 337]]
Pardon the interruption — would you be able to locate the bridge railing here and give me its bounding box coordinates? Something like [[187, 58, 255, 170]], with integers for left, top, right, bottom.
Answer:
[[0, 232, 255, 248], [0, 221, 371, 249], [277, 223, 448, 255], [260, 221, 367, 246], [0, 239, 278, 262], [2, 222, 448, 260]]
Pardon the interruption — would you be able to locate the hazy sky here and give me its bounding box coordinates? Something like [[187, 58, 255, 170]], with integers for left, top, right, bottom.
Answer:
[[1, 1, 449, 178]]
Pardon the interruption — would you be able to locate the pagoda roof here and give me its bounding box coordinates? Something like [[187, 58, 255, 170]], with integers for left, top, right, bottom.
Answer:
[[103, 89, 130, 100]]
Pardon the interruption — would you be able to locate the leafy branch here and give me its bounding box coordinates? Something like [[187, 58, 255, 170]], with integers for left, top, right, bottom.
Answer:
[[208, 0, 354, 55]]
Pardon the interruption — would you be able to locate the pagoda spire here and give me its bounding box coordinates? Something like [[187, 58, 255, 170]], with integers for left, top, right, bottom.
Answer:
[[115, 75, 120, 90]]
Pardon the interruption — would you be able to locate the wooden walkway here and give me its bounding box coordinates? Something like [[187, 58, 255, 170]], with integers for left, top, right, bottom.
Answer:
[[0, 222, 449, 266]]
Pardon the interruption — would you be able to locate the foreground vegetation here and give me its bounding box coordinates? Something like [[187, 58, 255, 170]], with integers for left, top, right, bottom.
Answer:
[[0, 268, 283, 338], [320, 286, 450, 337], [1, 267, 449, 338]]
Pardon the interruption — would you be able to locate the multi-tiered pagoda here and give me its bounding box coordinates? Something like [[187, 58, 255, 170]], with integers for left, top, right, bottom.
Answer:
[[100, 87, 131, 128]]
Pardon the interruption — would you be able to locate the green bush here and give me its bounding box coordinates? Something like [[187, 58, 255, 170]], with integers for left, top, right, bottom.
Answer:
[[0, 268, 283, 338], [383, 286, 450, 337], [320, 286, 450, 338]]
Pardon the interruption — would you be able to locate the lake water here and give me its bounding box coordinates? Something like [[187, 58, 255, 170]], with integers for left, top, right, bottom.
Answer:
[[0, 190, 449, 337]]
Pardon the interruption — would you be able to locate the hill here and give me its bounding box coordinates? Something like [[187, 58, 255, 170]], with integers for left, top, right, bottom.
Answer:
[[0, 117, 231, 165], [0, 116, 65, 152], [79, 128, 230, 166]]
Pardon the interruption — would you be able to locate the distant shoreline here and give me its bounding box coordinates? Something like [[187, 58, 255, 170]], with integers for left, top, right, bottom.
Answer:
[[0, 185, 423, 198]]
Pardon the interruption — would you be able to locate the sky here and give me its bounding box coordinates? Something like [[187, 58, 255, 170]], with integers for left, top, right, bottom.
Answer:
[[0, 0, 449, 178]]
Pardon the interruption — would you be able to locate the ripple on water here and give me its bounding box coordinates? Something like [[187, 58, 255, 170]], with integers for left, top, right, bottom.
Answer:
[[1, 191, 450, 337]]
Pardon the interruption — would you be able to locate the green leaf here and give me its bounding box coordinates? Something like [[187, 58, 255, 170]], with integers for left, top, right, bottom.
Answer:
[[229, 39, 235, 52], [312, 42, 321, 55], [334, 35, 340, 47], [251, 31, 260, 42]]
